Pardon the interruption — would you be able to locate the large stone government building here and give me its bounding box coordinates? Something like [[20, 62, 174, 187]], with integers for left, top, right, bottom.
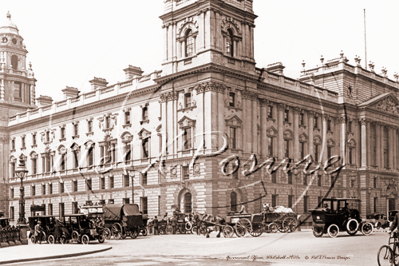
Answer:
[[1, 0, 398, 224]]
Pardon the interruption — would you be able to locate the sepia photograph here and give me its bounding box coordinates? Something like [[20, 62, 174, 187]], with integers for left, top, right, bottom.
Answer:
[[0, 0, 398, 265]]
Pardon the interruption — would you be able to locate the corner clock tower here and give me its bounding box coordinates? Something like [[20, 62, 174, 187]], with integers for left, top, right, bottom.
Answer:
[[160, 0, 257, 76], [0, 12, 37, 217]]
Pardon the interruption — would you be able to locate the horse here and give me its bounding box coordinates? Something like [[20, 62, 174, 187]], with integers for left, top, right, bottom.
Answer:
[[197, 214, 225, 238]]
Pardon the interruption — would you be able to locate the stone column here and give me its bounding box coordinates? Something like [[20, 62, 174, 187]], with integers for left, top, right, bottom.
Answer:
[[204, 9, 211, 50], [0, 79, 4, 100], [389, 126, 394, 170], [250, 25, 255, 59], [366, 120, 371, 167], [161, 100, 167, 155], [168, 24, 173, 62], [252, 97, 258, 154], [277, 103, 285, 159], [360, 118, 368, 169], [380, 124, 385, 169], [376, 123, 381, 169], [261, 100, 268, 157], [242, 22, 247, 58], [354, 118, 360, 167], [217, 86, 225, 149], [308, 111, 315, 159], [196, 85, 204, 151], [393, 128, 398, 170], [163, 25, 168, 61], [339, 116, 346, 166], [293, 107, 300, 161], [321, 115, 328, 163], [173, 22, 177, 61]]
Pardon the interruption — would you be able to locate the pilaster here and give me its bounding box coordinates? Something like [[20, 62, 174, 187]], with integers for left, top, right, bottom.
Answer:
[[308, 111, 315, 159], [293, 107, 300, 161], [277, 103, 285, 159], [338, 116, 346, 166], [376, 122, 381, 169], [360, 118, 368, 169]]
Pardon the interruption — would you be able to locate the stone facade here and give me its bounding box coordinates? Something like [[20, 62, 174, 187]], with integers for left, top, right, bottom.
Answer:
[[2, 1, 399, 225]]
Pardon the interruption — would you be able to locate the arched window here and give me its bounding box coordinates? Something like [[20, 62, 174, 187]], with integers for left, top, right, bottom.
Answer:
[[184, 192, 192, 213], [11, 55, 18, 70], [185, 29, 194, 57], [230, 191, 237, 212], [226, 29, 234, 57]]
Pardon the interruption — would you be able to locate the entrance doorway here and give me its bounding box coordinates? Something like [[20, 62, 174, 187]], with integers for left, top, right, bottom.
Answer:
[[389, 198, 396, 211]]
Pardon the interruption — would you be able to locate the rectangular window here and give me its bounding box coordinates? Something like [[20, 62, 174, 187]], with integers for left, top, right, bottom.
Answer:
[[158, 134, 162, 153], [60, 154, 66, 171], [88, 146, 94, 167], [32, 134, 36, 145], [42, 184, 46, 195], [124, 175, 130, 187], [74, 123, 79, 136], [73, 181, 78, 192], [284, 140, 289, 158], [61, 127, 66, 139], [303, 174, 308, 185], [73, 151, 79, 169], [300, 142, 305, 159], [314, 117, 318, 129], [183, 127, 192, 150], [288, 195, 293, 208], [109, 176, 114, 189], [21, 136, 25, 148], [11, 139, 15, 150], [46, 131, 50, 142], [284, 109, 289, 122], [100, 177, 105, 190], [49, 183, 53, 195], [267, 106, 273, 119], [32, 185, 36, 196], [141, 197, 148, 215], [330, 175, 335, 186], [314, 144, 319, 162], [272, 172, 277, 183], [182, 166, 189, 180], [14, 81, 22, 100], [125, 112, 130, 125], [327, 146, 332, 159], [184, 93, 192, 108], [10, 188, 14, 198], [142, 107, 148, 121], [10, 162, 15, 178], [268, 137, 273, 157], [86, 179, 92, 191], [288, 173, 292, 184], [348, 121, 352, 133], [374, 177, 377, 188], [304, 196, 308, 213], [158, 196, 161, 216], [272, 194, 277, 207], [123, 198, 130, 204], [318, 174, 322, 186], [48, 204, 53, 216], [142, 172, 148, 186], [230, 127, 237, 149], [88, 120, 93, 132], [59, 203, 65, 218], [142, 138, 149, 158], [229, 92, 235, 107], [374, 197, 378, 213], [60, 182, 64, 193], [32, 158, 37, 174], [233, 170, 238, 180], [299, 113, 304, 126], [72, 202, 78, 214], [327, 120, 332, 131]]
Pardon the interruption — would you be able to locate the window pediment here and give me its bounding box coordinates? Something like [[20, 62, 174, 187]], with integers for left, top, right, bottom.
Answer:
[[266, 126, 278, 137], [30, 151, 38, 159], [58, 145, 67, 155], [225, 115, 242, 127], [348, 138, 356, 148], [70, 143, 80, 152], [299, 133, 308, 143], [84, 140, 95, 149], [283, 130, 293, 140], [314, 136, 322, 145], [121, 132, 133, 143], [178, 116, 196, 128], [327, 139, 335, 147], [138, 128, 151, 139]]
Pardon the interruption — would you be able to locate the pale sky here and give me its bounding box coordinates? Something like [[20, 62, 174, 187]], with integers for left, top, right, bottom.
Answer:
[[1, 0, 398, 102]]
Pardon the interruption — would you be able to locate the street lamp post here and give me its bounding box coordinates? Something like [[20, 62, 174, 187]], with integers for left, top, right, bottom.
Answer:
[[14, 158, 29, 245]]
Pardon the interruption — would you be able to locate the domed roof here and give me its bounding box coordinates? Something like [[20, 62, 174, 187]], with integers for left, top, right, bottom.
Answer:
[[0, 12, 19, 34]]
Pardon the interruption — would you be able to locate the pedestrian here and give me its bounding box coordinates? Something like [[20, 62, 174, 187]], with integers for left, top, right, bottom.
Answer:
[[171, 216, 177, 234], [153, 216, 159, 235], [215, 215, 225, 238], [193, 212, 200, 235], [34, 220, 43, 244], [53, 219, 62, 244]]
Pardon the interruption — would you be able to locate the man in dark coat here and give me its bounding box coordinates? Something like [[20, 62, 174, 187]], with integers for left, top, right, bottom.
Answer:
[[153, 216, 159, 235], [171, 216, 177, 234], [390, 208, 399, 233], [53, 219, 62, 244], [34, 221, 43, 244]]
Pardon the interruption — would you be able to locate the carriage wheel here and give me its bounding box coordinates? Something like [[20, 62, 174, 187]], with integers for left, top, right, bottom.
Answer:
[[249, 224, 263, 237], [327, 224, 339, 238], [346, 219, 359, 236], [235, 225, 246, 237], [98, 234, 105, 244], [131, 229, 138, 239], [361, 222, 373, 236], [111, 224, 122, 240], [223, 225, 234, 238], [72, 230, 81, 243], [81, 234, 90, 245], [313, 227, 324, 237], [60, 236, 66, 244], [103, 228, 111, 240], [282, 217, 298, 233], [235, 218, 252, 236], [268, 223, 278, 233], [48, 235, 55, 244], [142, 227, 148, 236], [192, 226, 198, 235], [31, 235, 37, 244]]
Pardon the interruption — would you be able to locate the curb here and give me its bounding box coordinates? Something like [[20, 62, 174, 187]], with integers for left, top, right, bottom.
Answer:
[[0, 246, 112, 265]]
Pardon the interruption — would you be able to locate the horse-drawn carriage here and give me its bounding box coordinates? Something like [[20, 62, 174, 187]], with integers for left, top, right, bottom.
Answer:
[[102, 204, 148, 239]]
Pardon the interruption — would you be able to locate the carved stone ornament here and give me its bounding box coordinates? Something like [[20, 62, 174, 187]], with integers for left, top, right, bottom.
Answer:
[[225, 115, 242, 127], [58, 145, 67, 155], [382, 178, 398, 197], [194, 164, 200, 174], [221, 16, 242, 35], [327, 139, 335, 147], [178, 116, 196, 128], [266, 126, 278, 137], [299, 133, 308, 143], [170, 164, 178, 176], [371, 96, 399, 115], [314, 136, 322, 145], [194, 81, 227, 95], [283, 130, 293, 140]]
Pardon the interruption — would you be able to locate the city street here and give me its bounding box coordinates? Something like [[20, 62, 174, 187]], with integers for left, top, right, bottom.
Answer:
[[14, 229, 388, 266]]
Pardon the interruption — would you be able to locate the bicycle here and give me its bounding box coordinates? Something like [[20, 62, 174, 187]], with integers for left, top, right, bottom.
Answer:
[[378, 230, 399, 266]]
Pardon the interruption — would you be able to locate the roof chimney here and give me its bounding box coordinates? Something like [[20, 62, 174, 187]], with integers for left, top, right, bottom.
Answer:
[[36, 95, 53, 107], [62, 86, 79, 99], [123, 65, 143, 80], [266, 62, 285, 75], [89, 77, 108, 91]]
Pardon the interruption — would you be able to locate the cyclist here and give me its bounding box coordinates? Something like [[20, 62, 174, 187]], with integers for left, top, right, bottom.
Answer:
[[389, 205, 399, 260]]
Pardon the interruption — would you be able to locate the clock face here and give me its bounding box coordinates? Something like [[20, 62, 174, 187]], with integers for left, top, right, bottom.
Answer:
[[12, 38, 17, 44], [2, 37, 7, 43]]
